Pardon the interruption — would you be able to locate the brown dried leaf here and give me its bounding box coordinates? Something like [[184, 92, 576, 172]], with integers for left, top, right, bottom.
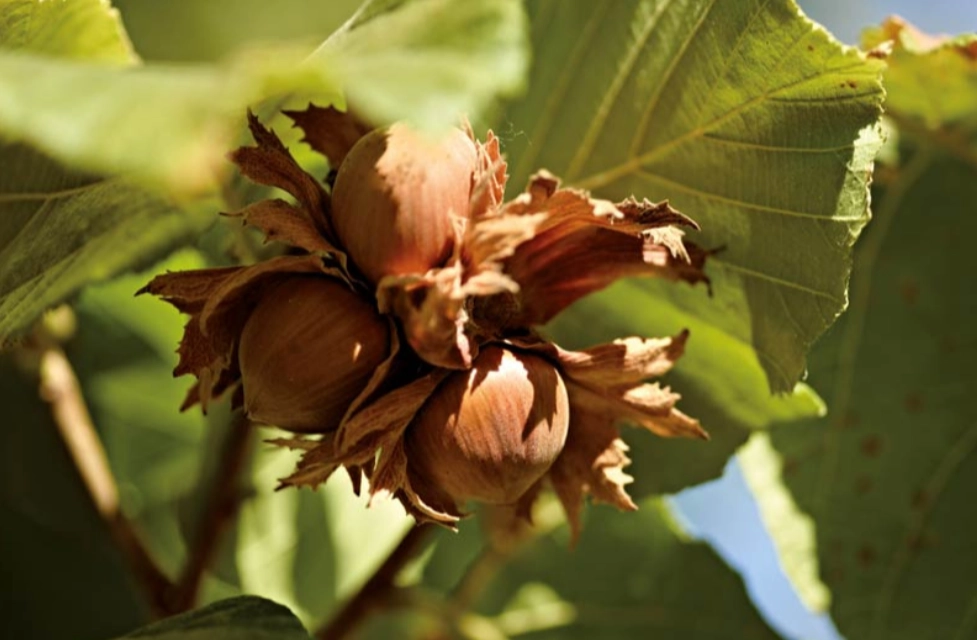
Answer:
[[138, 266, 243, 314], [377, 265, 476, 370], [548, 405, 636, 545], [276, 433, 341, 490], [570, 382, 707, 441], [224, 198, 338, 255], [494, 173, 709, 327], [229, 112, 332, 237], [469, 128, 508, 218], [556, 331, 689, 389], [370, 439, 461, 524], [284, 104, 372, 169], [335, 369, 449, 460]]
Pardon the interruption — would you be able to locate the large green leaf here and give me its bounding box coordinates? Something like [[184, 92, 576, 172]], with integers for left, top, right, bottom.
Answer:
[[522, 0, 867, 495], [0, 1, 214, 344], [113, 596, 311, 640], [404, 499, 779, 639], [768, 26, 977, 640], [0, 0, 134, 62], [500, 0, 884, 393], [0, 0, 527, 195]]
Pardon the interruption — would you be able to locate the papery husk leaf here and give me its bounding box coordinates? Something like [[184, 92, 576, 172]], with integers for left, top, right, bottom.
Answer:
[[377, 265, 475, 369], [276, 433, 341, 490], [556, 331, 689, 388], [510, 332, 707, 440], [224, 198, 339, 255], [230, 112, 332, 238], [284, 104, 372, 169], [371, 438, 461, 524], [497, 172, 709, 327], [469, 128, 508, 217], [138, 266, 243, 314], [548, 405, 636, 545], [336, 368, 449, 458]]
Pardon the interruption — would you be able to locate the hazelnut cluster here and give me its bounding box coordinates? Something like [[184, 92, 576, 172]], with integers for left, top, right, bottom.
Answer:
[[143, 106, 710, 539]]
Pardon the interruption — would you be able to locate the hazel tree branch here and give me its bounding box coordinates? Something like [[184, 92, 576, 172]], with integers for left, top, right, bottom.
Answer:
[[168, 410, 254, 613], [38, 346, 175, 617], [315, 523, 435, 640]]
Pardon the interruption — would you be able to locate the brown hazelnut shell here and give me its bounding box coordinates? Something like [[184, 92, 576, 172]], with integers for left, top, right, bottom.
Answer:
[[406, 346, 570, 507], [331, 123, 477, 284], [238, 275, 389, 432]]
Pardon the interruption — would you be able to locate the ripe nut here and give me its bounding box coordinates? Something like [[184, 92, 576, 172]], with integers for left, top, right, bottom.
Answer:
[[238, 275, 389, 432], [331, 123, 478, 284], [406, 346, 570, 506]]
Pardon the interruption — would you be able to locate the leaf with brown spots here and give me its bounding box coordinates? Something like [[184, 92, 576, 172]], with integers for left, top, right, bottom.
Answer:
[[767, 21, 977, 640]]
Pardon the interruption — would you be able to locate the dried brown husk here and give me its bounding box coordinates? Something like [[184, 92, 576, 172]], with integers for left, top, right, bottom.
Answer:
[[144, 107, 710, 539]]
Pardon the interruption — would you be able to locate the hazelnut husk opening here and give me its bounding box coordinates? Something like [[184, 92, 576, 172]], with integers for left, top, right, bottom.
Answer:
[[331, 123, 478, 283], [405, 346, 570, 506], [239, 275, 389, 432]]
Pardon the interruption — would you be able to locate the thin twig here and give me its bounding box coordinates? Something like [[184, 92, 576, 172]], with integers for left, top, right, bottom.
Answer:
[[316, 524, 435, 640], [38, 347, 175, 617], [168, 411, 254, 613]]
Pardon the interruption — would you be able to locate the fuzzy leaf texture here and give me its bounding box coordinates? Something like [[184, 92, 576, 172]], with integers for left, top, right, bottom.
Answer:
[[0, 0, 212, 345], [766, 22, 977, 640]]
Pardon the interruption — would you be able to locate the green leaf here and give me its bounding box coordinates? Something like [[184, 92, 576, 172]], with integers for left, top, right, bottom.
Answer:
[[0, 0, 134, 62], [500, 0, 884, 392], [317, 0, 528, 131], [0, 0, 215, 344], [0, 150, 213, 345], [113, 596, 311, 640], [417, 499, 779, 639], [0, 0, 527, 195], [767, 27, 977, 640], [232, 447, 412, 628]]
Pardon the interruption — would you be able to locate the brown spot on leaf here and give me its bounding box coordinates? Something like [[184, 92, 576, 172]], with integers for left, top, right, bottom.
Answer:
[[807, 44, 815, 52], [859, 436, 882, 458], [900, 280, 919, 306], [907, 531, 938, 552], [855, 475, 873, 494], [860, 435, 883, 458], [846, 80, 858, 89], [857, 545, 876, 568], [912, 489, 930, 510], [840, 410, 860, 429], [904, 392, 924, 414]]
